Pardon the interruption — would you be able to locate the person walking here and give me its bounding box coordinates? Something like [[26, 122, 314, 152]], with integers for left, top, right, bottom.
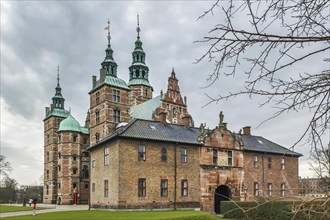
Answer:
[[32, 199, 37, 215]]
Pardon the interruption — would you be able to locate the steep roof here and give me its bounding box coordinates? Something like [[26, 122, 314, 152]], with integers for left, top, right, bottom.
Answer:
[[130, 95, 161, 120], [242, 135, 302, 157], [87, 119, 201, 151], [44, 108, 70, 120], [90, 75, 130, 93], [58, 113, 89, 134]]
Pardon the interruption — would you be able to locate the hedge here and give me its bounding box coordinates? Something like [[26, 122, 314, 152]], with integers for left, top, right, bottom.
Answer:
[[221, 199, 330, 220]]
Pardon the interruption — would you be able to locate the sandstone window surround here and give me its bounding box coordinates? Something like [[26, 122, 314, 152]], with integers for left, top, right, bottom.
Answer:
[[281, 158, 285, 170], [112, 89, 120, 103], [181, 147, 187, 163], [281, 183, 285, 196], [181, 179, 188, 196], [254, 182, 259, 196], [95, 110, 100, 124], [161, 145, 167, 162], [227, 150, 233, 166], [104, 147, 109, 165], [253, 155, 259, 168], [212, 149, 218, 165], [138, 145, 146, 161], [138, 178, 146, 197], [268, 183, 272, 196], [160, 179, 168, 197], [113, 109, 120, 123], [104, 180, 109, 197]]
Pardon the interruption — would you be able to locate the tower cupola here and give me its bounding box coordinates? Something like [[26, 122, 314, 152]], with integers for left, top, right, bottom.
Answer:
[[101, 20, 118, 77], [52, 65, 65, 109]]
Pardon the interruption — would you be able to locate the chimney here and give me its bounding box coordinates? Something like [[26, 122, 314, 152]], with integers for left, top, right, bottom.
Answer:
[[158, 111, 167, 125], [92, 75, 97, 88], [182, 114, 191, 129], [100, 68, 106, 82], [243, 126, 251, 136]]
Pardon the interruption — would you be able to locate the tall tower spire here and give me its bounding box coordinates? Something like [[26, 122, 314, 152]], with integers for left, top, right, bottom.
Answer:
[[101, 19, 118, 76], [52, 65, 65, 109], [128, 14, 153, 105]]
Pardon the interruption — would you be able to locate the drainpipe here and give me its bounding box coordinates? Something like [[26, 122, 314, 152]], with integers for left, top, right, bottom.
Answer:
[[262, 153, 265, 197], [174, 142, 178, 210]]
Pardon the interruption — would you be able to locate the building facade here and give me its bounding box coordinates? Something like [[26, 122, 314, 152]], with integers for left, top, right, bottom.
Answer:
[[43, 19, 302, 212]]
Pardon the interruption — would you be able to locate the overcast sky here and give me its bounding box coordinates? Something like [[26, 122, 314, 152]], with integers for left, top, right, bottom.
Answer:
[[1, 1, 327, 185]]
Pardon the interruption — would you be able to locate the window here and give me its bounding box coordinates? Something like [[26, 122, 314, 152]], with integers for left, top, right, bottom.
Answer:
[[281, 183, 285, 196], [181, 147, 187, 163], [92, 160, 96, 168], [73, 134, 78, 143], [281, 158, 285, 170], [58, 182, 61, 189], [95, 133, 100, 142], [166, 103, 170, 110], [138, 146, 146, 161], [113, 109, 120, 123], [58, 134, 61, 143], [73, 182, 77, 188], [181, 179, 188, 196], [268, 183, 272, 196], [253, 155, 258, 168], [104, 147, 109, 165], [92, 183, 95, 192], [96, 92, 100, 104], [58, 152, 61, 159], [112, 90, 120, 102], [84, 183, 89, 190], [46, 170, 49, 179], [46, 185, 49, 195], [73, 155, 77, 161], [161, 145, 167, 161], [46, 152, 50, 162], [212, 149, 218, 165], [83, 138, 88, 145], [173, 107, 177, 118], [95, 110, 100, 124], [58, 165, 61, 172], [104, 180, 108, 197], [254, 182, 259, 196], [161, 179, 168, 197], [179, 107, 182, 113], [47, 134, 50, 144], [144, 89, 148, 97], [227, 150, 233, 166], [73, 168, 77, 175], [82, 165, 89, 179], [268, 157, 272, 169], [138, 178, 146, 197]]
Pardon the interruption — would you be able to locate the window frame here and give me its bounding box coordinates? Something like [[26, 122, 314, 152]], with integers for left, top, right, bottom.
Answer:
[[112, 89, 120, 103], [254, 182, 259, 196], [92, 183, 95, 192], [96, 92, 100, 104], [92, 160, 96, 168], [95, 133, 100, 142], [161, 145, 167, 162], [138, 178, 146, 197], [181, 179, 188, 196], [181, 147, 187, 163], [113, 109, 120, 123], [281, 158, 285, 170], [212, 149, 218, 165], [104, 180, 109, 197], [227, 150, 233, 166], [160, 179, 168, 197], [281, 183, 285, 196], [253, 155, 259, 168], [268, 157, 272, 169], [138, 145, 146, 161], [268, 183, 272, 196], [95, 109, 100, 124], [104, 147, 109, 165]]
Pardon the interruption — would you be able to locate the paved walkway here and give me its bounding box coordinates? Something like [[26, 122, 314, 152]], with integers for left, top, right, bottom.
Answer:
[[0, 204, 89, 218]]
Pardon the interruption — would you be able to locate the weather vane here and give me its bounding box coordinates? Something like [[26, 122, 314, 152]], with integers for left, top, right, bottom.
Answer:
[[57, 65, 60, 86], [105, 19, 111, 46], [136, 13, 141, 38]]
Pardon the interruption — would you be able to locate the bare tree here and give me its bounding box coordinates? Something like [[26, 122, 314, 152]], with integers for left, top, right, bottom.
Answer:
[[0, 155, 12, 178], [196, 0, 330, 152]]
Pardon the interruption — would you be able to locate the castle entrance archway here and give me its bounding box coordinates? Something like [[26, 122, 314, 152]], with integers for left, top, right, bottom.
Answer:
[[214, 185, 231, 214]]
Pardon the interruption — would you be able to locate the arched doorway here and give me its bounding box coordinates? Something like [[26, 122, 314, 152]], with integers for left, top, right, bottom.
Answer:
[[214, 185, 231, 214]]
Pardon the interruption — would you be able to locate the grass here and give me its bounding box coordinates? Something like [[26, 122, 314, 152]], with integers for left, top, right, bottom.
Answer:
[[0, 205, 46, 213], [1, 210, 221, 220]]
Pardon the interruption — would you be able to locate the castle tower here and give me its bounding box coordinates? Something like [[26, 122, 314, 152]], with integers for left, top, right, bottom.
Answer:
[[128, 15, 153, 106], [43, 67, 70, 204], [57, 112, 90, 205], [89, 21, 131, 145]]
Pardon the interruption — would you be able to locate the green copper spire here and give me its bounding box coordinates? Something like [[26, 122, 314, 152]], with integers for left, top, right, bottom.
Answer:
[[128, 14, 151, 87], [52, 65, 65, 109], [101, 20, 118, 77]]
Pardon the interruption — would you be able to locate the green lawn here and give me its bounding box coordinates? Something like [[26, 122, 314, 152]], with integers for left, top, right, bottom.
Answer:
[[1, 210, 221, 220], [0, 205, 46, 213]]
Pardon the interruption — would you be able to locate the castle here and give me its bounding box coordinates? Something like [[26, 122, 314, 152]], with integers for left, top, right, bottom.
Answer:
[[43, 19, 301, 213]]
